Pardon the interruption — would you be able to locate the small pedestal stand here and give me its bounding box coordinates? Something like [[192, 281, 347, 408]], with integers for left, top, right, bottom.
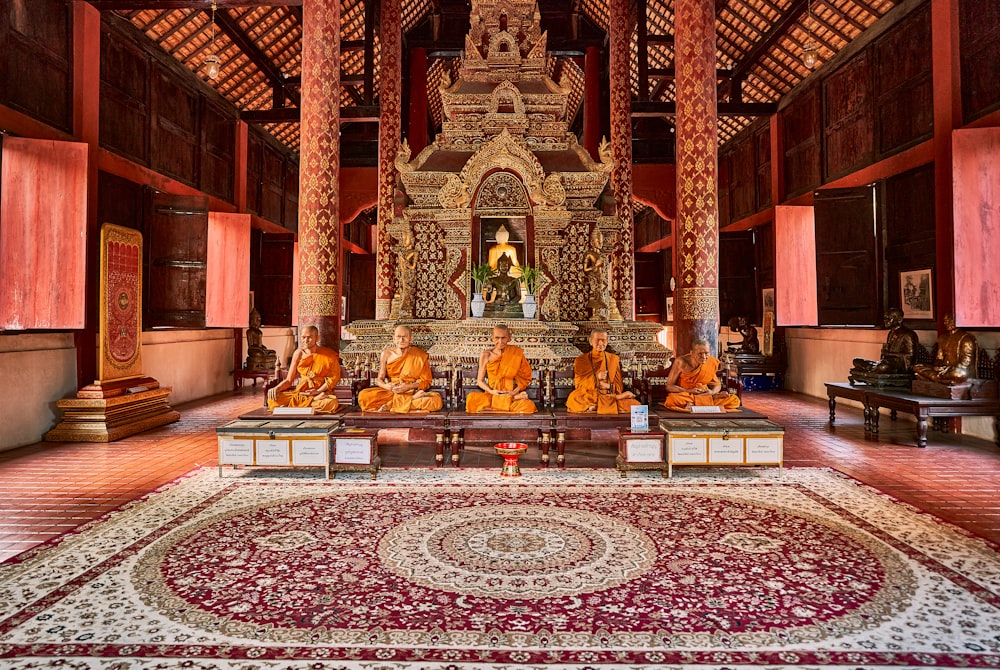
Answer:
[[495, 442, 528, 477]]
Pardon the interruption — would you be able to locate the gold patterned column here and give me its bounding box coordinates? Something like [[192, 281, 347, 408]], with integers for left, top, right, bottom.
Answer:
[[376, 0, 402, 320], [608, 0, 634, 321], [299, 0, 341, 347], [674, 0, 719, 355]]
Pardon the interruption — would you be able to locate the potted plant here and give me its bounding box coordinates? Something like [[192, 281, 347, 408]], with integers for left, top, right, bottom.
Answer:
[[469, 262, 494, 318], [520, 263, 539, 319]]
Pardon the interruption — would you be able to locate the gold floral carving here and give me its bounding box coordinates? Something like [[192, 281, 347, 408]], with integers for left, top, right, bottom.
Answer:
[[678, 287, 719, 320], [298, 285, 340, 316]]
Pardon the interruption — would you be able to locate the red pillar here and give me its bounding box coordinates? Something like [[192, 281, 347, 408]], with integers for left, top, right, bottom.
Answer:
[[674, 0, 720, 356], [583, 45, 601, 161], [298, 0, 342, 348], [408, 47, 428, 156], [72, 1, 101, 389], [931, 0, 960, 328], [609, 0, 634, 321], [375, 0, 403, 320]]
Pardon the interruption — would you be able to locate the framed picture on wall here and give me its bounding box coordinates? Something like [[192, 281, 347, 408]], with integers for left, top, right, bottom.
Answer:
[[665, 296, 674, 323], [761, 288, 775, 318], [900, 269, 933, 320]]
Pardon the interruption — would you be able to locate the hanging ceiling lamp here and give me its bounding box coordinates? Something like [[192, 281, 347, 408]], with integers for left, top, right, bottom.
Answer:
[[204, 1, 220, 80], [801, 0, 819, 69]]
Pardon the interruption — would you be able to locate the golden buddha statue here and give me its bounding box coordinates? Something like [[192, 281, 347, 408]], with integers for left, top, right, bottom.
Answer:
[[913, 314, 979, 385], [487, 224, 521, 278]]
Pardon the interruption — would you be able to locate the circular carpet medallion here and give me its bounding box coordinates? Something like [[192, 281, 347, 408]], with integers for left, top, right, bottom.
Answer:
[[131, 487, 917, 645], [378, 503, 657, 597]]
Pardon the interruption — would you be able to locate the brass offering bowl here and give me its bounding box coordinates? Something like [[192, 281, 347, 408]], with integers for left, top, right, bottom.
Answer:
[[494, 442, 529, 477]]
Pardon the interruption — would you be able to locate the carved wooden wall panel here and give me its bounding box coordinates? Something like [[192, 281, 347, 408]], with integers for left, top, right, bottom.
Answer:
[[144, 192, 209, 329], [754, 222, 775, 296], [97, 171, 144, 234], [781, 86, 822, 198], [200, 103, 236, 203], [283, 162, 300, 232], [960, 0, 1000, 123], [883, 163, 935, 322], [874, 5, 932, 158], [0, 0, 71, 133], [823, 52, 874, 182], [150, 72, 199, 187], [719, 231, 757, 325], [729, 137, 756, 222], [100, 39, 150, 165], [754, 122, 771, 210], [718, 155, 732, 228], [250, 230, 295, 326], [814, 185, 880, 326], [260, 142, 286, 225], [246, 132, 264, 216]]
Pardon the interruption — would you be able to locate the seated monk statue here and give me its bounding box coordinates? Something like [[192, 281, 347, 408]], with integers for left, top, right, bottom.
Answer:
[[852, 308, 918, 374], [245, 308, 277, 371], [566, 328, 639, 414], [487, 224, 521, 278], [913, 313, 979, 385], [482, 255, 522, 311], [266, 325, 341, 413], [663, 339, 741, 411], [466, 324, 537, 414], [357, 325, 443, 413]]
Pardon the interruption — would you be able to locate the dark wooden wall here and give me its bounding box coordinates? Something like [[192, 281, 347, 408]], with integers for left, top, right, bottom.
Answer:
[[960, 0, 1000, 124], [0, 0, 72, 134], [721, 4, 936, 208]]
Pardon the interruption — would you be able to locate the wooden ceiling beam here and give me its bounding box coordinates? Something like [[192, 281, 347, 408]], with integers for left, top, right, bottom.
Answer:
[[211, 8, 300, 108], [87, 1, 301, 8], [631, 101, 777, 117], [241, 105, 380, 123]]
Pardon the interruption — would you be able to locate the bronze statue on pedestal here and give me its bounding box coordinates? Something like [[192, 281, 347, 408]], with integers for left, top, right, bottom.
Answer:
[[851, 308, 919, 376], [245, 308, 277, 372], [913, 314, 979, 386]]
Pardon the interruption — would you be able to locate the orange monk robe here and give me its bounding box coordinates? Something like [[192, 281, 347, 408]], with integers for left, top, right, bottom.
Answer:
[[566, 351, 640, 414], [357, 347, 443, 413], [465, 345, 537, 414], [662, 356, 741, 411], [267, 346, 341, 414]]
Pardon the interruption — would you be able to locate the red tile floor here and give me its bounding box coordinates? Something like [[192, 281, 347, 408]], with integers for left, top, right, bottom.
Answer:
[[1, 388, 998, 563]]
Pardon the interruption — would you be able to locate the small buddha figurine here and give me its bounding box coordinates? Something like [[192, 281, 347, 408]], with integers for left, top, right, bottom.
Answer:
[[487, 224, 521, 278], [482, 255, 521, 309], [913, 314, 979, 385], [852, 308, 918, 375], [245, 308, 277, 372]]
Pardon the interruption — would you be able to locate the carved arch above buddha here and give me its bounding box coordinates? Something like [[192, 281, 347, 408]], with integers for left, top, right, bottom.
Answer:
[[460, 128, 546, 203]]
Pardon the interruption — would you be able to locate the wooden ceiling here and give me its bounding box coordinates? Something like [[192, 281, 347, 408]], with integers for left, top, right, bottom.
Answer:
[[89, 0, 901, 157]]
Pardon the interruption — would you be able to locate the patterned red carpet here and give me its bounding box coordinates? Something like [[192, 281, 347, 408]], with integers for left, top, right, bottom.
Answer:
[[1, 467, 998, 669]]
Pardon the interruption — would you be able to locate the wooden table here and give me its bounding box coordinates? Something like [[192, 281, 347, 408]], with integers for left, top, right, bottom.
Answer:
[[824, 381, 1000, 448], [825, 382, 874, 430]]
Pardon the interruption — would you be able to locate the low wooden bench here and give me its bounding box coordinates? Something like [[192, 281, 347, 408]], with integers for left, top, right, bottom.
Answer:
[[825, 381, 1000, 447]]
